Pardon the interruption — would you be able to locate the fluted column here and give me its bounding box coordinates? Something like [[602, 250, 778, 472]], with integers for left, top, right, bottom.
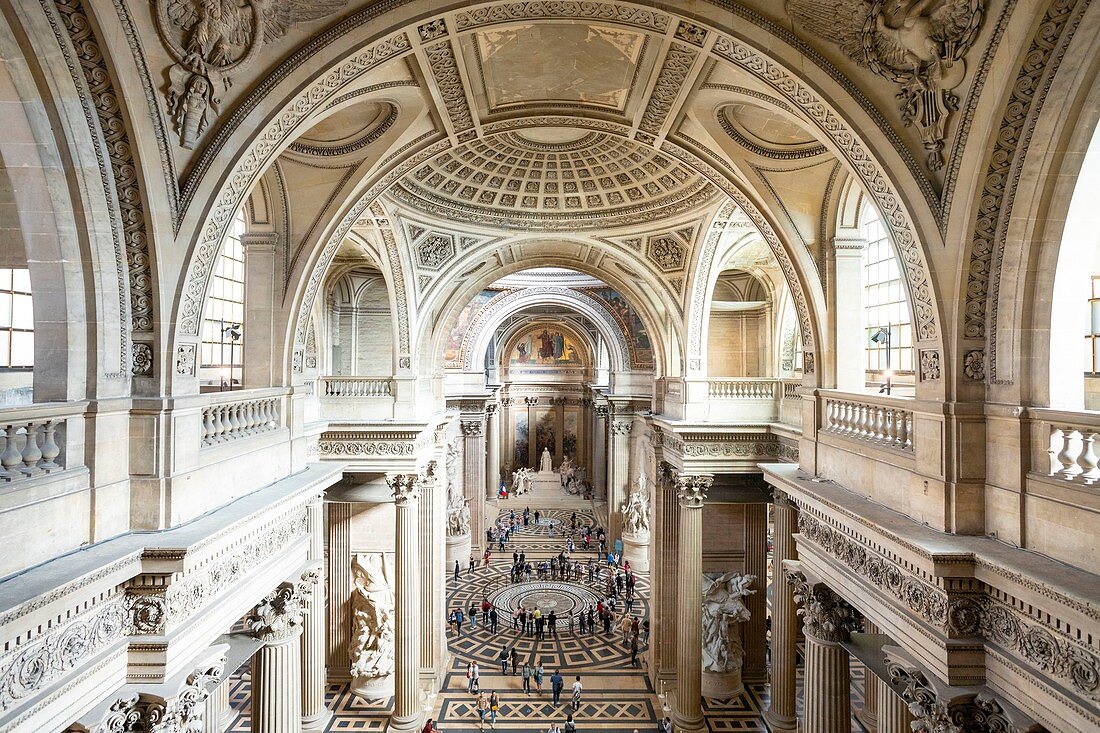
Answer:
[[486, 404, 500, 500], [654, 463, 679, 681], [672, 473, 711, 733], [250, 580, 311, 733], [764, 492, 799, 733], [302, 495, 330, 731], [741, 502, 768, 682], [202, 679, 233, 733], [875, 677, 914, 733], [858, 621, 880, 732], [420, 461, 445, 687], [326, 501, 353, 676], [607, 418, 632, 539], [390, 472, 421, 732], [593, 405, 608, 499], [789, 573, 858, 733], [461, 418, 485, 547]]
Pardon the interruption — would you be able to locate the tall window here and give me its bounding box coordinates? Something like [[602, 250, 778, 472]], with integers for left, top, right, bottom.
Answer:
[[201, 210, 245, 385], [1087, 276, 1100, 374], [0, 268, 32, 368], [862, 206, 913, 375]]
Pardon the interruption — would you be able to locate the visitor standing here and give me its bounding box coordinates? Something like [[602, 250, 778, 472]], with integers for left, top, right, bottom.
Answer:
[[550, 669, 564, 705], [472, 661, 481, 693], [498, 647, 509, 674], [469, 553, 476, 576], [630, 633, 639, 667], [489, 691, 501, 729], [571, 675, 583, 711], [521, 661, 532, 695], [535, 662, 545, 695], [510, 647, 518, 675], [455, 607, 464, 636], [454, 560, 461, 582], [466, 662, 474, 693], [475, 692, 489, 730], [490, 606, 499, 633]]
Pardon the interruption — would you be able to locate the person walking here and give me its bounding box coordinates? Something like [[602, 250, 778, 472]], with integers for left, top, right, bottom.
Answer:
[[521, 661, 532, 695], [498, 647, 509, 674], [471, 661, 481, 693], [489, 691, 501, 729], [571, 675, 583, 711], [510, 647, 518, 675], [469, 553, 476, 576], [475, 692, 489, 730], [642, 618, 650, 644], [469, 602, 479, 629], [454, 560, 461, 582], [455, 608, 464, 636], [550, 669, 564, 705], [630, 633, 639, 667], [535, 662, 545, 695], [564, 714, 577, 733]]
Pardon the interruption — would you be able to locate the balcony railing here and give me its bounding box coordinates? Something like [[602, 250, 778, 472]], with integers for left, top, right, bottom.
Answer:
[[319, 377, 393, 398], [781, 379, 800, 400], [821, 394, 913, 451], [201, 391, 282, 447], [707, 379, 777, 399], [0, 402, 84, 482], [1035, 409, 1100, 484]]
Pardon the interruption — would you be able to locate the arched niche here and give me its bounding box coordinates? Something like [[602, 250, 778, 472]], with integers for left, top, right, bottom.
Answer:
[[707, 270, 775, 378]]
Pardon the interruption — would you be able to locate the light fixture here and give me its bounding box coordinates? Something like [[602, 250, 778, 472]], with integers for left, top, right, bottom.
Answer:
[[870, 325, 892, 395]]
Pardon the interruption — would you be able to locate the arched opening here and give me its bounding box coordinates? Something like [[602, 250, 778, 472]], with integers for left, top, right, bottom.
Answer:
[[707, 269, 772, 377], [200, 209, 246, 390], [858, 201, 915, 395]]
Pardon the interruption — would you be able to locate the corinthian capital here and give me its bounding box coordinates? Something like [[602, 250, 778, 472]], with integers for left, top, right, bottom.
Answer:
[[388, 472, 420, 505], [248, 581, 308, 642], [675, 474, 712, 508], [788, 572, 857, 643]]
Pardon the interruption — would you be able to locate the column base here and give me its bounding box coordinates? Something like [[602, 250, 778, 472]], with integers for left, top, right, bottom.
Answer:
[[762, 708, 798, 733], [621, 531, 650, 571], [855, 708, 877, 733], [670, 690, 706, 733], [446, 532, 471, 566], [388, 715, 421, 733], [303, 708, 333, 733], [702, 669, 744, 700]]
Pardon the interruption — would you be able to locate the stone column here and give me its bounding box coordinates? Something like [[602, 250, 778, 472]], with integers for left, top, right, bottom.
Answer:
[[875, 676, 914, 733], [249, 580, 311, 733], [419, 461, 445, 689], [789, 574, 858, 733], [593, 405, 608, 499], [858, 621, 880, 732], [764, 492, 799, 733], [741, 502, 768, 683], [202, 679, 234, 733], [607, 418, 632, 539], [654, 463, 679, 681], [460, 417, 484, 553], [672, 473, 712, 733], [241, 231, 278, 388], [326, 501, 353, 677], [302, 495, 330, 731], [486, 404, 500, 499], [390, 473, 421, 733]]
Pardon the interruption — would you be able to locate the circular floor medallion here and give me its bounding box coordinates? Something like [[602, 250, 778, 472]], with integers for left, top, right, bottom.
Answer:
[[488, 581, 601, 617]]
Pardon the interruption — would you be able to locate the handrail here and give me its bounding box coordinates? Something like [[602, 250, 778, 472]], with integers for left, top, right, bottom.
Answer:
[[707, 378, 777, 399], [0, 401, 86, 482], [318, 376, 394, 398], [200, 392, 283, 447], [821, 394, 913, 451], [1029, 408, 1100, 484]]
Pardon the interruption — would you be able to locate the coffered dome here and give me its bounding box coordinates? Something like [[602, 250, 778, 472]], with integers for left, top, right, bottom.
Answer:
[[387, 128, 719, 230]]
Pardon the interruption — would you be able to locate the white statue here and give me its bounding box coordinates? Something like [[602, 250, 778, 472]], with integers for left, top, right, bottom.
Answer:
[[558, 455, 574, 487], [701, 572, 756, 673], [620, 470, 650, 536], [445, 441, 469, 537], [512, 467, 533, 495], [350, 553, 395, 681], [540, 447, 553, 472], [447, 498, 471, 537]]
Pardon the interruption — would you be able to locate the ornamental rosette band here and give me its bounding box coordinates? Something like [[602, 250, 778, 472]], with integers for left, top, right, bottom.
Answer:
[[675, 474, 712, 508]]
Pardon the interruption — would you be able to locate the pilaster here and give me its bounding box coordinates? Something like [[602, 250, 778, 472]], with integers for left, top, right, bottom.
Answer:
[[764, 491, 799, 733]]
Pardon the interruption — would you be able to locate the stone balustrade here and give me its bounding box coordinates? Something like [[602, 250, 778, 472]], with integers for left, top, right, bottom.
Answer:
[[201, 392, 282, 447], [707, 378, 777, 399], [0, 402, 83, 482], [821, 395, 913, 451], [781, 380, 800, 400], [1036, 409, 1100, 484], [319, 376, 393, 397]]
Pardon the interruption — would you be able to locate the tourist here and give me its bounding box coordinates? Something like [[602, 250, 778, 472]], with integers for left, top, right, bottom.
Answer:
[[475, 692, 489, 730], [471, 661, 481, 693], [547, 610, 557, 638], [630, 633, 639, 667], [455, 607, 464, 635], [658, 717, 672, 733], [510, 647, 518, 675], [642, 618, 650, 644], [466, 662, 474, 693], [571, 675, 583, 710], [469, 602, 478, 628], [620, 614, 633, 645], [564, 714, 577, 733], [547, 724, 562, 733], [535, 662, 545, 695], [469, 554, 476, 576], [483, 549, 492, 568], [454, 560, 461, 582], [534, 510, 541, 524], [550, 669, 564, 705], [448, 609, 456, 635], [421, 718, 437, 733], [489, 606, 499, 633], [489, 691, 501, 728], [498, 647, 509, 674], [521, 661, 532, 694]]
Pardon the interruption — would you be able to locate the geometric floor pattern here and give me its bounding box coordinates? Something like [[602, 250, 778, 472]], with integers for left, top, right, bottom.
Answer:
[[223, 502, 869, 732]]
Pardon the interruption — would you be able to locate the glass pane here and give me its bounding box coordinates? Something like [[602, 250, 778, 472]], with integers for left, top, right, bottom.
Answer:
[[11, 269, 30, 293], [11, 294, 32, 329], [10, 331, 32, 367]]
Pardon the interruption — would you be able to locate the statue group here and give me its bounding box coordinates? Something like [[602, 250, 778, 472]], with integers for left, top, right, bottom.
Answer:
[[701, 572, 756, 675], [350, 553, 396, 696], [619, 471, 650, 536], [558, 456, 587, 495], [512, 467, 533, 495]]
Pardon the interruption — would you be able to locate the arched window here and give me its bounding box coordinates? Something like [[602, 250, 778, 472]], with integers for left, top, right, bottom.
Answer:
[[200, 210, 246, 387], [0, 268, 32, 369], [862, 204, 913, 383]]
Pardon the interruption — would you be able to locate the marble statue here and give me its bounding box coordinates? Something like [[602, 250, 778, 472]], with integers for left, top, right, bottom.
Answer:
[[558, 455, 574, 487], [540, 447, 553, 472], [620, 470, 650, 536], [350, 553, 395, 684], [447, 498, 471, 537], [701, 572, 756, 673], [445, 441, 469, 537], [512, 467, 533, 495]]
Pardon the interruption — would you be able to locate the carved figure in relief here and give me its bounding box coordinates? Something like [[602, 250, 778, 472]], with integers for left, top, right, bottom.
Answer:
[[620, 470, 650, 536], [785, 0, 985, 170], [350, 553, 395, 681], [445, 440, 470, 537], [701, 572, 756, 673], [154, 0, 348, 148]]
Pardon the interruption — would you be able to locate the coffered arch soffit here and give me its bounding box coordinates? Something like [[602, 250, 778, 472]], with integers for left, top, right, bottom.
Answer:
[[166, 0, 948, 387], [452, 287, 637, 377]]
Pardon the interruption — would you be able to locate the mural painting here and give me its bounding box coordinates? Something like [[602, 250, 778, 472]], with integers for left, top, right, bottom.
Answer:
[[510, 327, 583, 366], [535, 408, 556, 464], [563, 408, 578, 460], [585, 287, 654, 367], [514, 411, 529, 467], [444, 289, 499, 367]]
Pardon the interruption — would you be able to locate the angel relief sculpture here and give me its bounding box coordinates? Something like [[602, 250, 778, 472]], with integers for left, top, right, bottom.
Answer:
[[153, 0, 347, 148], [350, 553, 395, 684], [785, 0, 985, 170]]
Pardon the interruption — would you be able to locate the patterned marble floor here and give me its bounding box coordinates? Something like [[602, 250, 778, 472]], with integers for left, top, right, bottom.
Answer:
[[222, 503, 868, 732]]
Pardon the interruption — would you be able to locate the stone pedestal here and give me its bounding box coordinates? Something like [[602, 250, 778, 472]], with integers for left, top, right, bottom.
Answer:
[[352, 672, 395, 698], [672, 474, 711, 733], [446, 532, 471, 567], [252, 630, 303, 733], [620, 531, 650, 572], [390, 474, 421, 733], [701, 669, 743, 699], [764, 493, 798, 733]]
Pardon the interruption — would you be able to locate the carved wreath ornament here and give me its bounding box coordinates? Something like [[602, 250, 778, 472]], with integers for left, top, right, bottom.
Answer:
[[786, 0, 985, 171], [153, 0, 348, 149]]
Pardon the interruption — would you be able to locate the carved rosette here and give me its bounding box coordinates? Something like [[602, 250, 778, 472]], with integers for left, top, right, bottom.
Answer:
[[388, 473, 420, 506], [675, 474, 712, 508], [94, 653, 226, 733], [787, 571, 857, 643], [248, 581, 309, 643]]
